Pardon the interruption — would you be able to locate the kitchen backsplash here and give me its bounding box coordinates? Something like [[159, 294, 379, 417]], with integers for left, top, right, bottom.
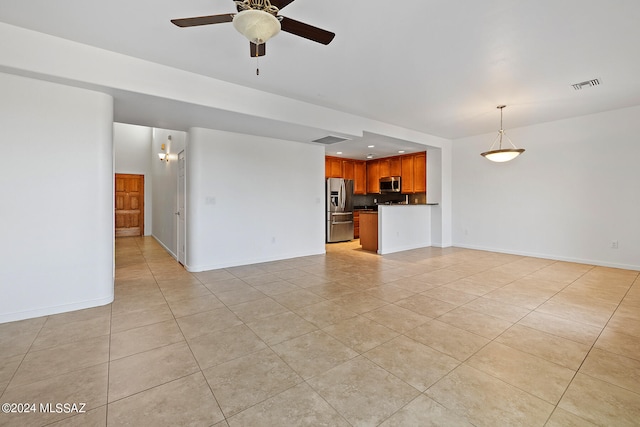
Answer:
[[353, 192, 426, 207]]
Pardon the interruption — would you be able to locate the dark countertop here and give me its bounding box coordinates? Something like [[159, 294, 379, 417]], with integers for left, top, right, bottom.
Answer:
[[355, 203, 438, 210]]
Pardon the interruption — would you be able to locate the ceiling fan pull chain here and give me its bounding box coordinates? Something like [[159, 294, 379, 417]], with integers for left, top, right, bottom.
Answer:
[[256, 55, 260, 75]]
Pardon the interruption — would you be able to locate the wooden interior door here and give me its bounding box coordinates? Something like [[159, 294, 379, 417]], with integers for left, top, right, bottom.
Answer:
[[115, 174, 144, 237]]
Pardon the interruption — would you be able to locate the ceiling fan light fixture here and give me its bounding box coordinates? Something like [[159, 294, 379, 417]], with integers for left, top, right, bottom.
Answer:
[[481, 105, 525, 163], [233, 9, 281, 44]]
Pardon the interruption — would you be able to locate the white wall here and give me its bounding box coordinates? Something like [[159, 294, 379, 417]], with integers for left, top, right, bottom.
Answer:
[[114, 123, 152, 235], [0, 23, 454, 260], [452, 105, 640, 270], [186, 128, 326, 271], [378, 205, 432, 254], [151, 128, 186, 257], [0, 72, 114, 323]]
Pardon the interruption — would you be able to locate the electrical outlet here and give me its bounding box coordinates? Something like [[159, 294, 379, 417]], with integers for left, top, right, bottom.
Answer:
[[611, 240, 619, 249]]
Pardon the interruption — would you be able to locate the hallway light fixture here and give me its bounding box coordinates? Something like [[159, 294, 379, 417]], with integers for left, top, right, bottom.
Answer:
[[481, 105, 525, 162], [158, 136, 171, 162]]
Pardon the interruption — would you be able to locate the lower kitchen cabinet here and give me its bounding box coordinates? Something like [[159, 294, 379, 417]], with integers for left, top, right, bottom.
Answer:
[[353, 209, 373, 238], [359, 212, 378, 252], [354, 210, 360, 238]]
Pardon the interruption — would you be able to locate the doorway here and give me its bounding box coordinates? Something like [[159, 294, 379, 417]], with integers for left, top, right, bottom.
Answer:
[[115, 174, 144, 237]]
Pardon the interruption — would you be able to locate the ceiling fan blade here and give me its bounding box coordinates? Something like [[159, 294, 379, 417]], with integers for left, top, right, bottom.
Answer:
[[279, 16, 335, 45], [171, 13, 235, 27], [250, 42, 266, 57], [270, 0, 296, 10]]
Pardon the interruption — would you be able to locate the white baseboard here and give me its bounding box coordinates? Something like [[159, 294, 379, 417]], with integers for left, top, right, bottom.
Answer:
[[185, 249, 326, 273], [453, 243, 640, 271], [152, 235, 178, 260], [0, 295, 114, 325]]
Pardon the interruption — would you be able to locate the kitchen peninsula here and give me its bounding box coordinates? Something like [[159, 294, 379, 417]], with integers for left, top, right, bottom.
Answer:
[[359, 204, 437, 254]]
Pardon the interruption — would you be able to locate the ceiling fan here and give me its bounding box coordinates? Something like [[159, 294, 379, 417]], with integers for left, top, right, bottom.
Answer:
[[171, 0, 335, 58]]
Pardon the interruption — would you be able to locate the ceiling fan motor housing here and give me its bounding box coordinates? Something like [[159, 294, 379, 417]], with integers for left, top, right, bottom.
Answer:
[[235, 0, 279, 15]]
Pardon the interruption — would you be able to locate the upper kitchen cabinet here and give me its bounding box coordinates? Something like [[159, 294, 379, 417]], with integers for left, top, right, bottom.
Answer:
[[390, 157, 402, 176], [379, 158, 390, 178], [325, 156, 343, 178], [401, 155, 414, 193], [413, 152, 426, 193], [378, 157, 400, 178], [326, 152, 424, 195], [354, 161, 367, 194], [400, 152, 426, 194], [342, 159, 355, 180], [367, 160, 380, 194]]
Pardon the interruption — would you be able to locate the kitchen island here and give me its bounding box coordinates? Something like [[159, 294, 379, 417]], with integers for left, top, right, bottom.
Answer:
[[359, 204, 436, 254]]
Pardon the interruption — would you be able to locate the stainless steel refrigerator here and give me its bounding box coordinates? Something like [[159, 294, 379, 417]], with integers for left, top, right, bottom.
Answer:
[[326, 178, 354, 243]]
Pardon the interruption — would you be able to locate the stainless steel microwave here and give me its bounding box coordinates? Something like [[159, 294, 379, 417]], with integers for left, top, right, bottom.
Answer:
[[379, 176, 401, 193]]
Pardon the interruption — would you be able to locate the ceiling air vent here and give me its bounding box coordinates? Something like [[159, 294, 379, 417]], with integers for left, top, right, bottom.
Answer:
[[572, 78, 600, 90], [312, 135, 350, 145]]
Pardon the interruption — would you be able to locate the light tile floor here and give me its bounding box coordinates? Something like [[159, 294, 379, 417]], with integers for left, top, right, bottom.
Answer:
[[1, 237, 639, 426]]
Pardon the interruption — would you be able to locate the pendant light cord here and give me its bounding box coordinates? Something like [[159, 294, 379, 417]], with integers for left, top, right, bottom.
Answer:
[[498, 105, 505, 149]]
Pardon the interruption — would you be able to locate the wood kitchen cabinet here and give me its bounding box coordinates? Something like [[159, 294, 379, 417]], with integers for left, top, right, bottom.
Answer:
[[400, 152, 426, 194], [342, 160, 355, 180], [325, 156, 343, 178], [324, 157, 367, 195], [401, 155, 414, 193], [353, 161, 367, 194], [413, 152, 426, 193], [390, 157, 401, 176], [379, 159, 390, 178], [367, 160, 380, 194], [359, 212, 378, 252], [326, 152, 425, 195]]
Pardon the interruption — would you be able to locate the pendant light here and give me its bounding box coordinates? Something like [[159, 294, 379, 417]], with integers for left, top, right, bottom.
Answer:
[[481, 105, 525, 162]]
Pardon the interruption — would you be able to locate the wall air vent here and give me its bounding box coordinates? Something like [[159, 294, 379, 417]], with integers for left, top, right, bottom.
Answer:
[[572, 78, 600, 90], [312, 135, 350, 145]]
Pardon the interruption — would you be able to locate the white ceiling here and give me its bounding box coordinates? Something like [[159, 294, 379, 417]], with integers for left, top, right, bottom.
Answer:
[[2, 0, 640, 158]]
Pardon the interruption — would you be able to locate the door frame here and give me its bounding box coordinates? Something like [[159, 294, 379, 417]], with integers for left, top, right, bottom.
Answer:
[[177, 151, 186, 265]]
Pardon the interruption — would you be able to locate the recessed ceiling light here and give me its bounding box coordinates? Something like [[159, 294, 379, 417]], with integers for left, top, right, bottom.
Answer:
[[398, 150, 405, 154], [336, 151, 343, 154], [368, 145, 375, 148], [366, 154, 374, 159]]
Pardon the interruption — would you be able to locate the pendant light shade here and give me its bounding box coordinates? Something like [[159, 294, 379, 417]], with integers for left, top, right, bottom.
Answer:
[[481, 105, 525, 162]]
